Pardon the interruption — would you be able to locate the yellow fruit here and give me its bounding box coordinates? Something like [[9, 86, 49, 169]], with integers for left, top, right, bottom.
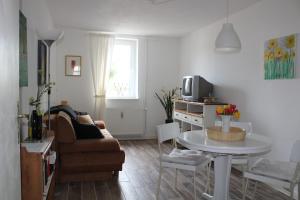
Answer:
[[223, 105, 230, 109], [216, 106, 224, 114], [233, 111, 240, 120]]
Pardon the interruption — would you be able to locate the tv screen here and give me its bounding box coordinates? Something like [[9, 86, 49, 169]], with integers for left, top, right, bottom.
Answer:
[[183, 77, 192, 96], [182, 75, 213, 101]]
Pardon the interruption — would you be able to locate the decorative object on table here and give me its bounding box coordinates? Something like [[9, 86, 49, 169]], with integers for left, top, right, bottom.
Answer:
[[215, 0, 241, 52], [264, 34, 297, 79], [29, 82, 55, 140], [203, 96, 216, 103], [65, 55, 81, 76], [155, 88, 178, 123], [38, 40, 47, 85], [216, 104, 240, 133], [207, 126, 246, 141], [19, 11, 28, 87]]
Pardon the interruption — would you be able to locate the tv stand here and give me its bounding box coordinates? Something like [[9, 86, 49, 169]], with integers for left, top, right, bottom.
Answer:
[[173, 99, 225, 132]]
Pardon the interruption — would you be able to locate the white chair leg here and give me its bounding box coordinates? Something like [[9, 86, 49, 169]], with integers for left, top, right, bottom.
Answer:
[[252, 181, 257, 200], [290, 184, 295, 200], [156, 165, 162, 200], [175, 169, 178, 189], [241, 164, 246, 195], [205, 162, 211, 194], [242, 178, 249, 200], [194, 171, 197, 200], [298, 183, 300, 200]]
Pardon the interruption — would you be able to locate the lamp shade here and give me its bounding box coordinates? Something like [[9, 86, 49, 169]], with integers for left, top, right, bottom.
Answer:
[[215, 23, 241, 52], [37, 29, 64, 41]]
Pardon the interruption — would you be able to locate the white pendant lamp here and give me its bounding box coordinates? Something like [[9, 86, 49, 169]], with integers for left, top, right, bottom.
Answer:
[[215, 0, 241, 52]]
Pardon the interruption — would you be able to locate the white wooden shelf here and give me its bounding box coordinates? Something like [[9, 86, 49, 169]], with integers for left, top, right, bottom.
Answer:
[[173, 100, 225, 132]]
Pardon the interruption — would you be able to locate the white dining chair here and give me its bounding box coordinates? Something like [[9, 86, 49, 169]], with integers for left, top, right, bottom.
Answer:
[[156, 122, 212, 200], [243, 140, 300, 200]]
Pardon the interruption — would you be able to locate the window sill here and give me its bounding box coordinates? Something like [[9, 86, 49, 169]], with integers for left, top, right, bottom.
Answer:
[[106, 97, 139, 100]]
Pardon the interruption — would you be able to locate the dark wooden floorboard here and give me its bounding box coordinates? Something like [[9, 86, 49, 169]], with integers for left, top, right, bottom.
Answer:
[[82, 182, 96, 200], [54, 140, 290, 200], [68, 182, 81, 200]]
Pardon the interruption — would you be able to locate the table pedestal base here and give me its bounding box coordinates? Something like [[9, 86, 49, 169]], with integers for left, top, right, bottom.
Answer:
[[210, 155, 233, 200]]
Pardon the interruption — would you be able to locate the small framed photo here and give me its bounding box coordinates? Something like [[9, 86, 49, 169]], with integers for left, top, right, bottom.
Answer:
[[65, 55, 81, 76]]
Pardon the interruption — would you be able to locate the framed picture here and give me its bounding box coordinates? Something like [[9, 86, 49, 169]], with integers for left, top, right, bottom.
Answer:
[[38, 40, 47, 85], [264, 34, 297, 80], [19, 11, 28, 87], [65, 55, 81, 76]]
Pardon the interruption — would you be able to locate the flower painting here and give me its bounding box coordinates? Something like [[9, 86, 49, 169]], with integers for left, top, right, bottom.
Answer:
[[264, 34, 297, 79]]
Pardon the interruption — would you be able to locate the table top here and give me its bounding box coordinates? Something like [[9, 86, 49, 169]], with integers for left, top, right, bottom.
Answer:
[[21, 136, 54, 153], [177, 130, 272, 155]]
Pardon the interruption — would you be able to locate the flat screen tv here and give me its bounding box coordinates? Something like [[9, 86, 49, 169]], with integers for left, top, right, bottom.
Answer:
[[182, 75, 213, 102]]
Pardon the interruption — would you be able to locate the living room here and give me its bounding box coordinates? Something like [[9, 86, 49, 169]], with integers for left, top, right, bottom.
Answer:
[[1, 0, 300, 199]]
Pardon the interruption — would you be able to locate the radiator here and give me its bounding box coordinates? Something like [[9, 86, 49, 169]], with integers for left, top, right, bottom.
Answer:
[[104, 108, 146, 136]]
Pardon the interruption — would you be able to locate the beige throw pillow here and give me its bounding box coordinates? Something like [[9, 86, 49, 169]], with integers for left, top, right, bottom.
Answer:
[[77, 115, 94, 125]]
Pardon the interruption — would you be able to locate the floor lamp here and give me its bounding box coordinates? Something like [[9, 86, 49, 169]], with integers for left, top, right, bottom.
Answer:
[[38, 30, 63, 131]]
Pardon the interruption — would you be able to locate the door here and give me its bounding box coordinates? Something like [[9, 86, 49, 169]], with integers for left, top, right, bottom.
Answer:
[[0, 0, 22, 199]]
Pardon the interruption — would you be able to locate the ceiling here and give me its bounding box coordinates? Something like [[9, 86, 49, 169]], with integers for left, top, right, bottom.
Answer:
[[46, 0, 261, 37]]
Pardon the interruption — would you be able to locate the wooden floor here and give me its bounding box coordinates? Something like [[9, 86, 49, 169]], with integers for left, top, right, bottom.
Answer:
[[54, 140, 290, 200]]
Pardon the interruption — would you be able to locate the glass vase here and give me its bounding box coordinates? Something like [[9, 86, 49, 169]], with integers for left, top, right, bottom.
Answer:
[[31, 109, 43, 140], [221, 115, 231, 133]]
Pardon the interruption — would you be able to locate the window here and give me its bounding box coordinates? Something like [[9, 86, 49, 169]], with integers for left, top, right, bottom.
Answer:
[[106, 38, 138, 99]]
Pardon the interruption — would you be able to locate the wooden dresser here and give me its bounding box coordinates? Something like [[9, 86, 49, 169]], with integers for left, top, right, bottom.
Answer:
[[21, 136, 56, 200]]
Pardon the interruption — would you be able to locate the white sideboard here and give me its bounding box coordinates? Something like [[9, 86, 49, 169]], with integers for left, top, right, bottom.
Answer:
[[173, 100, 224, 132]]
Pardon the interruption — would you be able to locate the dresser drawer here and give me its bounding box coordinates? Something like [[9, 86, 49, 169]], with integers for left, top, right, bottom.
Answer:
[[181, 113, 191, 122], [173, 111, 183, 120], [190, 115, 203, 126], [174, 111, 191, 122]]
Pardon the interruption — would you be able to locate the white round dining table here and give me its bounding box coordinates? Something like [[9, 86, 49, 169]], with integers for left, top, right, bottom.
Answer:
[[177, 130, 272, 200]]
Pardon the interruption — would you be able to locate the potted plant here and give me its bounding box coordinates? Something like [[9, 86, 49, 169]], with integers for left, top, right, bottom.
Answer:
[[29, 82, 54, 140], [216, 104, 240, 133], [155, 88, 178, 123]]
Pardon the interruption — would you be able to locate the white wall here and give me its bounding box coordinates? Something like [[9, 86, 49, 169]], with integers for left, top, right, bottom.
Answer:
[[54, 29, 95, 114], [0, 0, 21, 199], [145, 37, 180, 137], [179, 0, 300, 161], [55, 28, 180, 138], [20, 0, 54, 139]]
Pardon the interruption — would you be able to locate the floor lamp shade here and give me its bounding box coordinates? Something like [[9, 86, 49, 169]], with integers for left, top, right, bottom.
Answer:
[[215, 23, 241, 52], [37, 29, 64, 41]]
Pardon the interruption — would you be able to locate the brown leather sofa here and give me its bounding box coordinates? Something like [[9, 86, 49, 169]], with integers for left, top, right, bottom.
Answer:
[[49, 111, 125, 182]]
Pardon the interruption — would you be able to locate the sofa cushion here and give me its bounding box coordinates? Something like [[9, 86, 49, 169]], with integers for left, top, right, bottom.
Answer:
[[59, 129, 121, 153], [77, 115, 94, 125], [73, 121, 104, 139], [50, 105, 78, 119], [94, 120, 106, 129]]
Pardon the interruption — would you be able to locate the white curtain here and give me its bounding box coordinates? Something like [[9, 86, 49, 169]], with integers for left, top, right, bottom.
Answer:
[[89, 34, 115, 119]]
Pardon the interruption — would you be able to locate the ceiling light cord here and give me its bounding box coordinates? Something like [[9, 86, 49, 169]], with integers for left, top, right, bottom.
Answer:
[[226, 0, 229, 23]]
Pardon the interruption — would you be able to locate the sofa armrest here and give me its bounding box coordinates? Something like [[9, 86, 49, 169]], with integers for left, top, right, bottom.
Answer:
[[94, 120, 106, 129], [57, 111, 77, 143]]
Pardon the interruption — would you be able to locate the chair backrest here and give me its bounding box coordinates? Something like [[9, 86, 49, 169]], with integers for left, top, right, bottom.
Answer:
[[156, 122, 180, 144], [215, 120, 253, 134], [290, 140, 300, 162]]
